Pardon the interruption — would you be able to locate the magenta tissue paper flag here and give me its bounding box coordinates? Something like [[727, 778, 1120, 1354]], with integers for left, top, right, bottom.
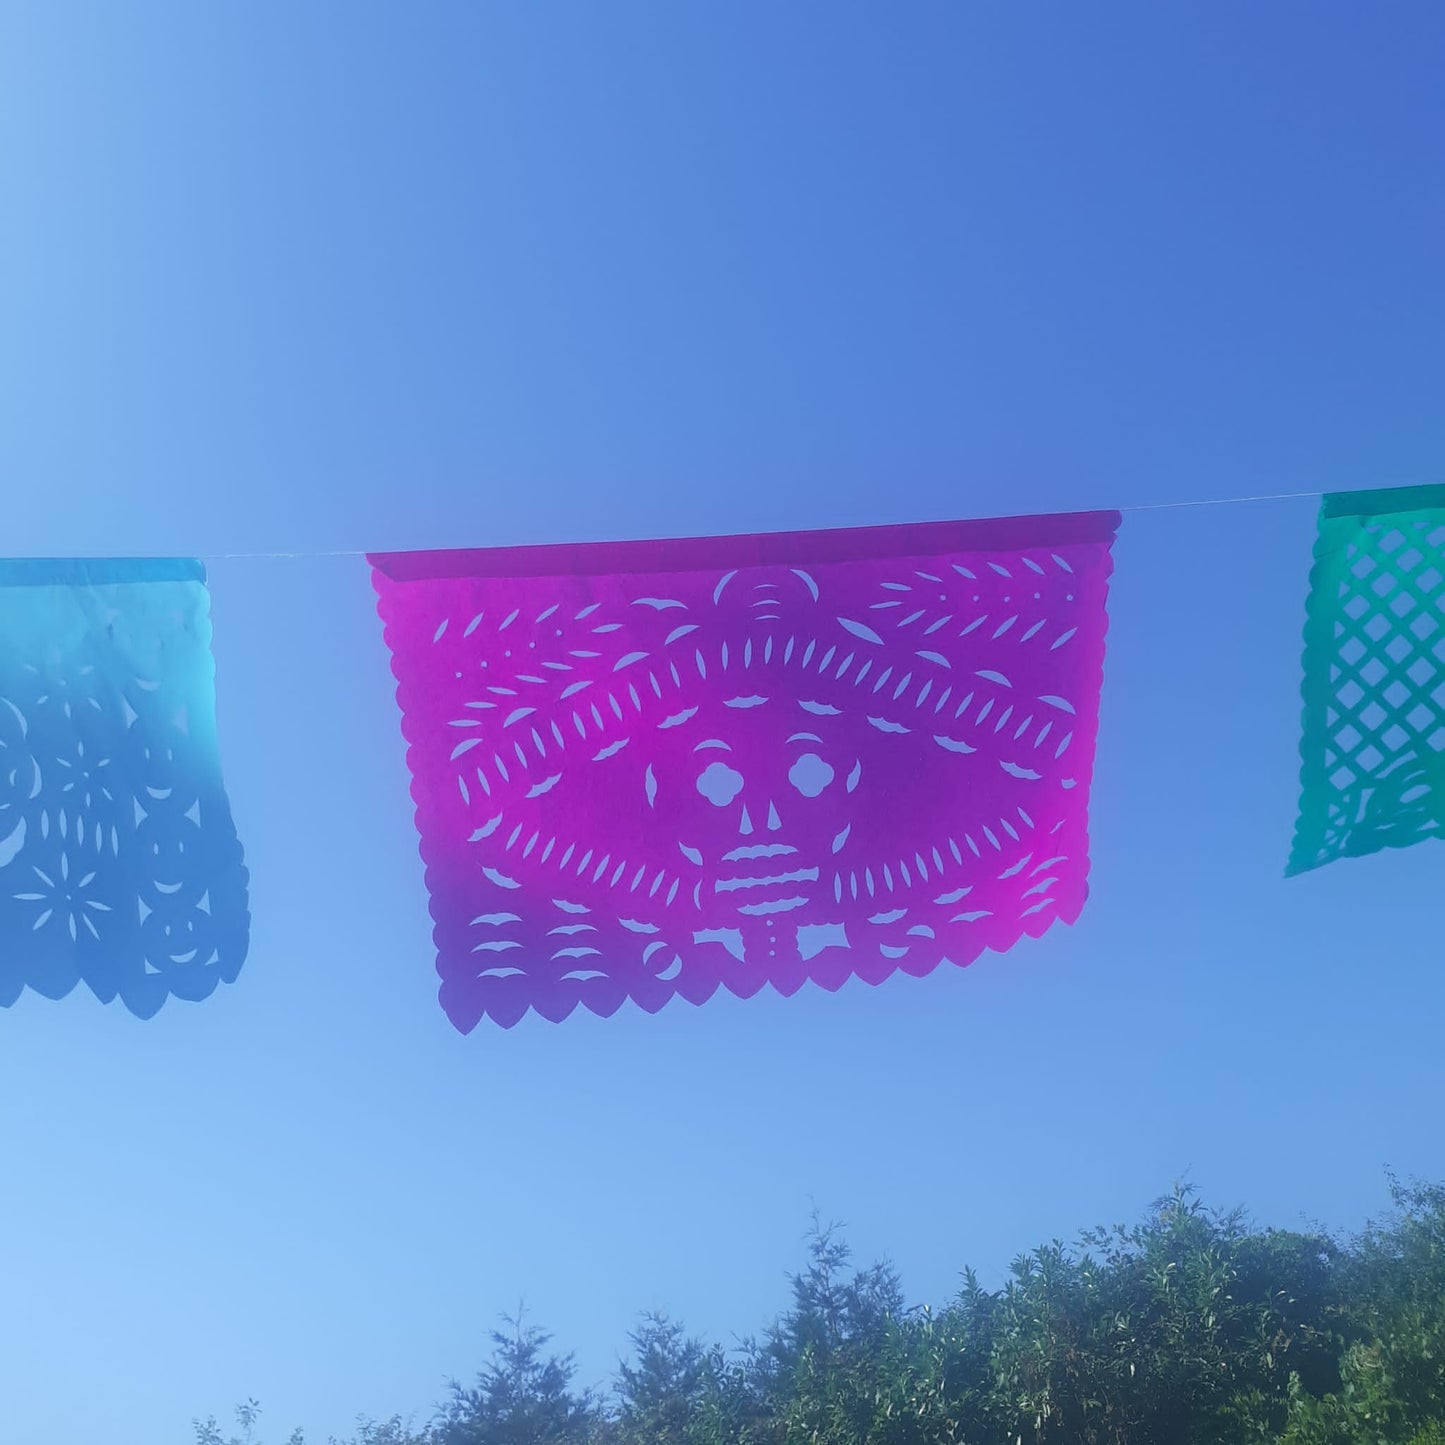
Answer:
[[370, 513, 1119, 1030]]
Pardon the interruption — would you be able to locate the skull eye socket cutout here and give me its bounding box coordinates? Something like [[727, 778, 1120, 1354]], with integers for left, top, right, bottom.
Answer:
[[696, 761, 745, 807], [788, 753, 834, 798]]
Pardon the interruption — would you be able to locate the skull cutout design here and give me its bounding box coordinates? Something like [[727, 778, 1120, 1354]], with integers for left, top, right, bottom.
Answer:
[[372, 512, 1118, 1029]]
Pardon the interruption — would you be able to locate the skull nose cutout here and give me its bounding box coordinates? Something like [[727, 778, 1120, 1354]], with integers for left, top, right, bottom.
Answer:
[[788, 753, 834, 798], [697, 761, 745, 807]]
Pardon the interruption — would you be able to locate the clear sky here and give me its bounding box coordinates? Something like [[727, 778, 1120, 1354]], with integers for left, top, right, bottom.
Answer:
[[1, 4, 1442, 1441]]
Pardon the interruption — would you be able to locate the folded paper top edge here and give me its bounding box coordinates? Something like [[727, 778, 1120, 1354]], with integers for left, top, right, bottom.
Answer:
[[367, 511, 1122, 583], [0, 558, 206, 588], [1321, 484, 1445, 522]]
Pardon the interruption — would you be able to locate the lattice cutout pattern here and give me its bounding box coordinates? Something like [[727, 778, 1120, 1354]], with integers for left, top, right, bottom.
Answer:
[[0, 560, 249, 1015], [1290, 486, 1445, 873], [372, 513, 1119, 1030]]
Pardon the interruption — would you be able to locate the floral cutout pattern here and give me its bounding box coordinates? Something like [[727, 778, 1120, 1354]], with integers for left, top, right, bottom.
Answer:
[[0, 560, 249, 1015]]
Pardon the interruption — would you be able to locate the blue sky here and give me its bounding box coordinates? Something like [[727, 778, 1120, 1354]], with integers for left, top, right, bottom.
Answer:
[[1, 3, 1443, 1441]]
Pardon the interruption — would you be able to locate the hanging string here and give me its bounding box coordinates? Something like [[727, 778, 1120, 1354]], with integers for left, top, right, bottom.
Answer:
[[1119, 487, 1323, 513], [203, 547, 373, 561], [189, 485, 1334, 562]]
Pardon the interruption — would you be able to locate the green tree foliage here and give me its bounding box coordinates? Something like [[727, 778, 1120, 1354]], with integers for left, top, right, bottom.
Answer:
[[198, 1177, 1445, 1445], [436, 1312, 602, 1445], [192, 1399, 306, 1445], [332, 1417, 440, 1445], [981, 1186, 1340, 1444], [606, 1312, 709, 1445], [1281, 1177, 1445, 1445]]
